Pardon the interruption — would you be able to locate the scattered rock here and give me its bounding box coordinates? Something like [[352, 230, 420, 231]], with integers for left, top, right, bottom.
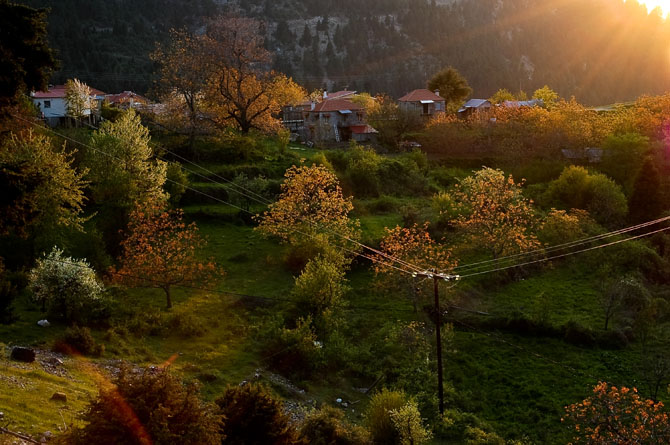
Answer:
[[50, 392, 67, 403], [37, 319, 50, 327], [10, 346, 35, 363], [342, 402, 348, 408]]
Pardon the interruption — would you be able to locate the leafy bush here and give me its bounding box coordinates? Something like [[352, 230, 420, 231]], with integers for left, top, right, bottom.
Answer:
[[61, 367, 221, 445], [29, 247, 106, 324], [215, 382, 300, 445], [53, 325, 104, 357], [544, 166, 627, 226], [165, 162, 189, 206], [264, 316, 323, 379], [563, 321, 596, 347], [389, 400, 432, 445], [299, 406, 372, 444], [366, 388, 408, 444]]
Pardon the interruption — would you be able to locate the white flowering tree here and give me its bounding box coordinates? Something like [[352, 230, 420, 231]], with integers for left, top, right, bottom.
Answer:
[[65, 78, 92, 125], [29, 247, 104, 323]]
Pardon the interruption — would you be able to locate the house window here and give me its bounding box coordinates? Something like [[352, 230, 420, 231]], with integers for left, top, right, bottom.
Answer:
[[356, 112, 363, 121], [44, 100, 51, 108]]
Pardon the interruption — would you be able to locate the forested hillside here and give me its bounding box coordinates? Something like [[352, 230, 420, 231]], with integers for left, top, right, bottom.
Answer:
[[19, 0, 670, 104]]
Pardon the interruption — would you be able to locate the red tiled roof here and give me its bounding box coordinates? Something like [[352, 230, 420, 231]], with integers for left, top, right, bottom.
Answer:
[[33, 84, 106, 98], [350, 124, 378, 134], [32, 85, 66, 99], [324, 90, 356, 100], [311, 98, 363, 113], [105, 91, 149, 104], [398, 89, 444, 102]]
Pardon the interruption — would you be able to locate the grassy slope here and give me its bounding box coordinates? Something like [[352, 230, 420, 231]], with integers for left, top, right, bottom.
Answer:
[[1, 146, 666, 442]]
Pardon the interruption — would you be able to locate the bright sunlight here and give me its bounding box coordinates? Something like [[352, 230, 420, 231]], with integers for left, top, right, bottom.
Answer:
[[635, 0, 670, 16]]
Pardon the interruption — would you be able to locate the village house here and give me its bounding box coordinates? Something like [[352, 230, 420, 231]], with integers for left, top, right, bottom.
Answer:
[[398, 89, 446, 117], [457, 98, 492, 118], [304, 97, 377, 143], [31, 84, 106, 126], [282, 90, 378, 143], [105, 91, 151, 110]]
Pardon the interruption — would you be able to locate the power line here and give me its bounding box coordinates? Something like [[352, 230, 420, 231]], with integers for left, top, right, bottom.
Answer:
[[459, 225, 670, 278], [452, 215, 670, 273], [13, 114, 422, 277]]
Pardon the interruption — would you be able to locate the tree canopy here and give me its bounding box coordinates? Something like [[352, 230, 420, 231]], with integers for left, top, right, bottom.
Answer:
[[0, 0, 57, 103], [427, 67, 472, 106]]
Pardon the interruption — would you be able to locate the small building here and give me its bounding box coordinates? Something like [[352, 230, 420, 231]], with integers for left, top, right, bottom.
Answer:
[[501, 99, 544, 109], [304, 98, 376, 143], [561, 147, 603, 163], [458, 99, 492, 118], [31, 84, 105, 127], [105, 91, 151, 110], [398, 89, 446, 117]]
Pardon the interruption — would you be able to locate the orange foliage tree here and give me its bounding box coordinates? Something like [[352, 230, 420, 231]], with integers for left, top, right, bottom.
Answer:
[[374, 223, 456, 310], [203, 16, 306, 133], [562, 382, 670, 444], [255, 164, 359, 248], [111, 203, 219, 308], [452, 167, 540, 259]]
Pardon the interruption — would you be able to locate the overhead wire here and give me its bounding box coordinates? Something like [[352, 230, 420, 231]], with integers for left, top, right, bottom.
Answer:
[[452, 215, 670, 273], [12, 114, 423, 277]]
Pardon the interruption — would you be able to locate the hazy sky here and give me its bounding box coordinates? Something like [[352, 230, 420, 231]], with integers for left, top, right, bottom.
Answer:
[[634, 0, 670, 16]]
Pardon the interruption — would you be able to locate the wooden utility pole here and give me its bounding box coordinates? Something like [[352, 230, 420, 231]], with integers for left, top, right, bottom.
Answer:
[[415, 269, 459, 415]]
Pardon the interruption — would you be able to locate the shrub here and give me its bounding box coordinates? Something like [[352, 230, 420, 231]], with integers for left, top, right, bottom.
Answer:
[[215, 382, 300, 445], [563, 321, 596, 347], [29, 247, 106, 324], [389, 400, 432, 445], [300, 406, 372, 444], [544, 166, 627, 226], [62, 367, 222, 445], [366, 388, 408, 444], [53, 325, 104, 357], [265, 316, 323, 379], [167, 311, 207, 337], [165, 162, 189, 206]]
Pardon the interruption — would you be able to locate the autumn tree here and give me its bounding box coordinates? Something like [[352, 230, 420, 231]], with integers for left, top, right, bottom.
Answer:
[[452, 167, 540, 259], [375, 223, 456, 310], [151, 29, 212, 144], [563, 382, 670, 444], [65, 78, 91, 125], [111, 202, 219, 308], [256, 164, 359, 251], [0, 131, 87, 238], [203, 16, 306, 133], [427, 67, 472, 108]]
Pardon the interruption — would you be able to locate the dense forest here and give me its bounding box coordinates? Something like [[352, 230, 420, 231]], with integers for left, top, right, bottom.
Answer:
[[18, 0, 670, 104]]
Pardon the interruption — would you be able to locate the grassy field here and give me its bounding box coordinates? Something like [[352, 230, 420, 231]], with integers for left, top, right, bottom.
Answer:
[[1, 145, 668, 444]]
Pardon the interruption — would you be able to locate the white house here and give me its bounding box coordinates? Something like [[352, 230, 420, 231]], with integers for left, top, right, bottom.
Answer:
[[31, 84, 106, 126]]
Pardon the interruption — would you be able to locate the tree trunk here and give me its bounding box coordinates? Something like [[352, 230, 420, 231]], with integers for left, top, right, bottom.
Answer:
[[164, 285, 172, 309]]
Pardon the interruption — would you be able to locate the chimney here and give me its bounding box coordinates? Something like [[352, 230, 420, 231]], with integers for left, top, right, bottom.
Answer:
[[434, 89, 440, 97], [323, 91, 328, 99]]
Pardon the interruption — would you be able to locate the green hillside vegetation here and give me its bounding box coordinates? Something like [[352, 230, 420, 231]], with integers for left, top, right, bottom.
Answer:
[[5, 3, 670, 444]]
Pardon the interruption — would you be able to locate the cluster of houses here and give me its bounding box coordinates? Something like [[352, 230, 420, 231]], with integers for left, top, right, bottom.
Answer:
[[281, 90, 545, 144], [31, 83, 544, 146], [30, 84, 151, 127], [282, 88, 447, 144]]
